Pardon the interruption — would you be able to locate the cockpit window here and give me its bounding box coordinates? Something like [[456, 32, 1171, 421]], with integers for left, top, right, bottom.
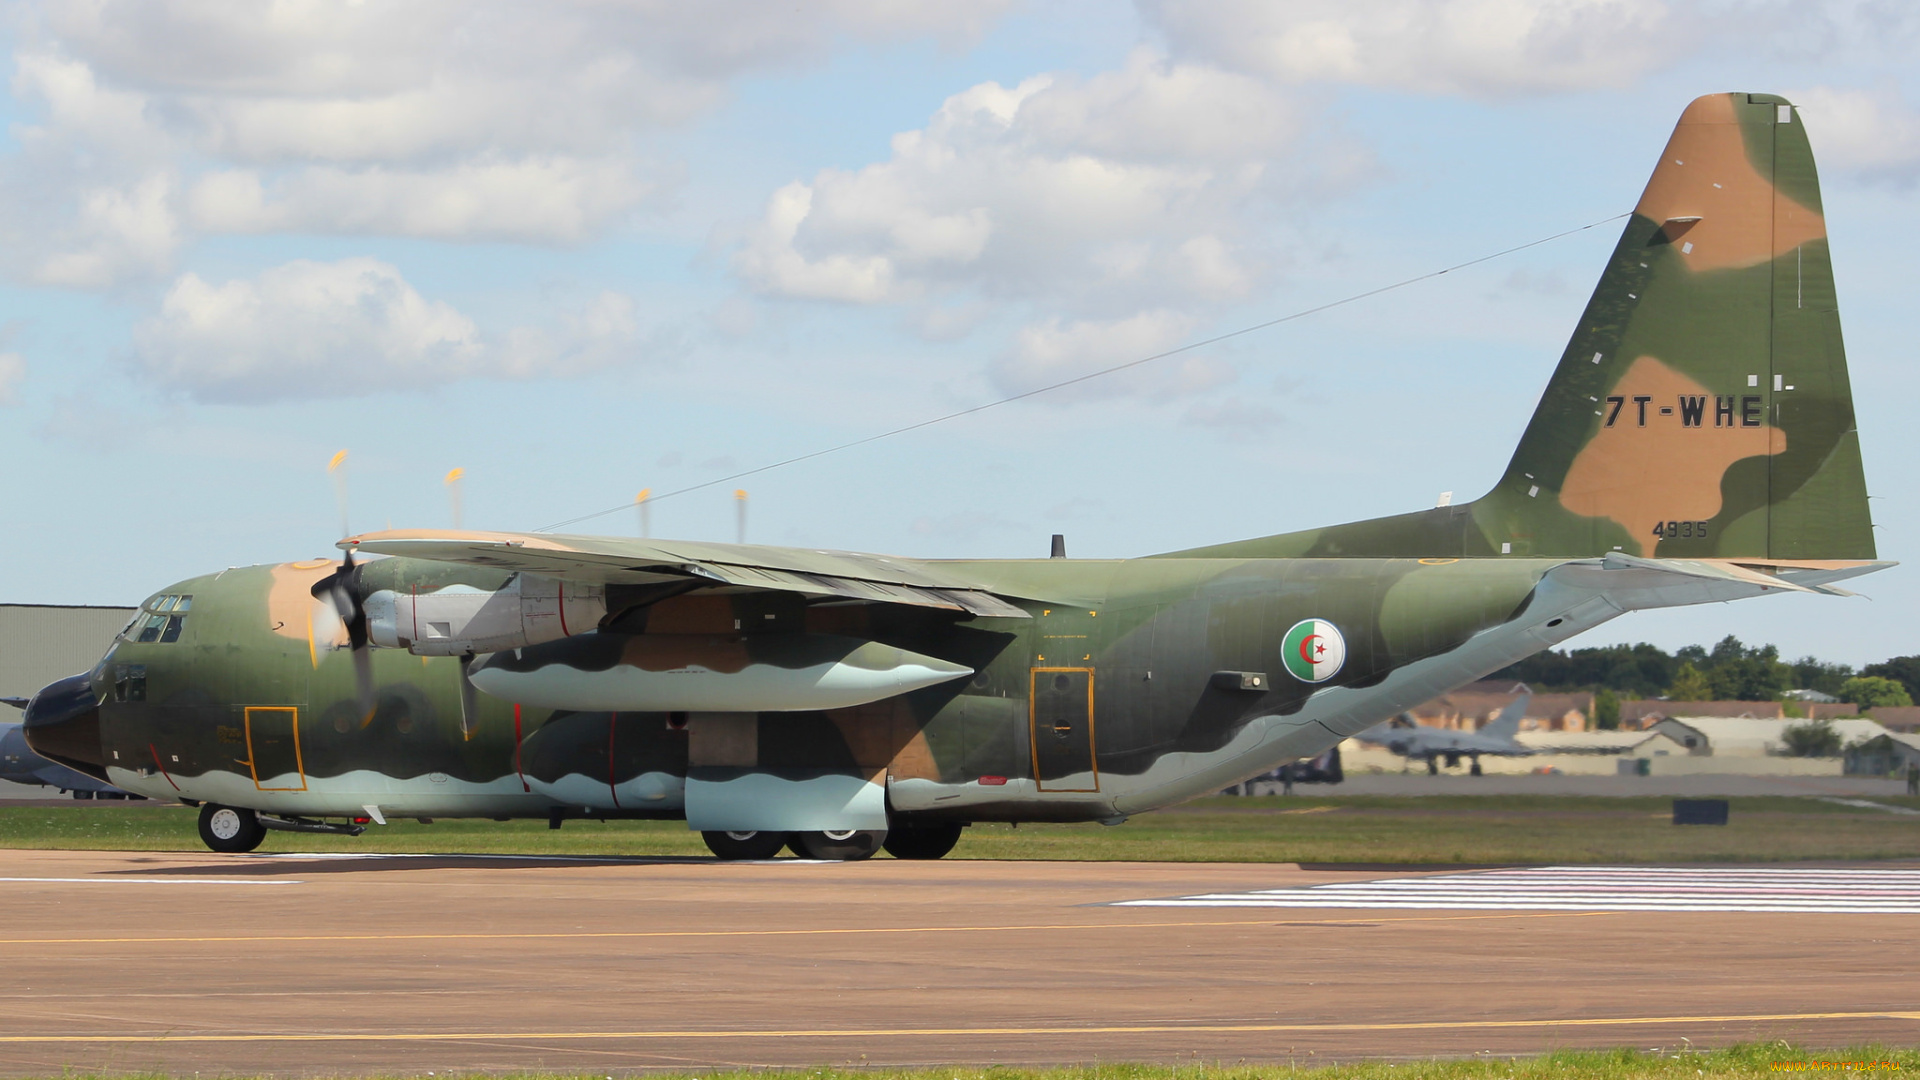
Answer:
[[126, 594, 193, 643]]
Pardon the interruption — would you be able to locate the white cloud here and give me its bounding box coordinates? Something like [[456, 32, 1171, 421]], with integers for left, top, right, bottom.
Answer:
[[733, 49, 1368, 402], [34, 174, 181, 287], [1140, 0, 1686, 97], [0, 0, 1017, 283], [993, 309, 1223, 398], [735, 50, 1354, 316], [43, 0, 1014, 163], [0, 354, 24, 405], [187, 158, 656, 244], [1794, 85, 1920, 184], [130, 258, 638, 403]]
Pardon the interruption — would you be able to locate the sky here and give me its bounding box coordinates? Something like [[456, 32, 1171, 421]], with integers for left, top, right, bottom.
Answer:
[[0, 0, 1915, 669]]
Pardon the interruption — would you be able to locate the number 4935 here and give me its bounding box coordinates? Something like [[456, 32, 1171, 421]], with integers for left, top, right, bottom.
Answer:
[[1653, 520, 1709, 539]]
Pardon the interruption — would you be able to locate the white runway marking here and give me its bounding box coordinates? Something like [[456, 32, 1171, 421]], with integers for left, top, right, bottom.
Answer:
[[1116, 866, 1920, 914]]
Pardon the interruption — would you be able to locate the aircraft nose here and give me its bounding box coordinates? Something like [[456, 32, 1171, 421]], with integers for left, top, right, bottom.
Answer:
[[21, 673, 108, 781]]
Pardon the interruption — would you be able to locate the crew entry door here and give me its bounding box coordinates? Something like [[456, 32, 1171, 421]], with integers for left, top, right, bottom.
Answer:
[[1030, 606, 1098, 792]]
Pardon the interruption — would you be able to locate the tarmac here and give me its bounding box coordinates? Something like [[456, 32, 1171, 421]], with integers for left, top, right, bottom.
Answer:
[[0, 849, 1914, 1075]]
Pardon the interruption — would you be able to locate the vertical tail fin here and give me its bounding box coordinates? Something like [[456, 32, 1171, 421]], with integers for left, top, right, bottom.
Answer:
[[1480, 694, 1528, 741], [1164, 93, 1874, 562], [1482, 92, 1872, 560]]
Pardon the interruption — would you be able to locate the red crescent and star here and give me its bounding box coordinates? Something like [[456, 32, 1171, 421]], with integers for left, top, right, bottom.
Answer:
[[1298, 633, 1325, 665]]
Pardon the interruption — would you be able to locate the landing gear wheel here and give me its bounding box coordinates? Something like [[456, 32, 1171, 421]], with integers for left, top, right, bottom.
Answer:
[[1426, 757, 1438, 775], [882, 822, 963, 860], [701, 830, 789, 860], [790, 829, 885, 861], [197, 803, 266, 853], [1469, 758, 1483, 776]]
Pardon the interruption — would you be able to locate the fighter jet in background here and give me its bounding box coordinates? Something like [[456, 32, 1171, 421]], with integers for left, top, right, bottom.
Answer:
[[1356, 694, 1534, 775], [23, 93, 1892, 858], [0, 719, 130, 798]]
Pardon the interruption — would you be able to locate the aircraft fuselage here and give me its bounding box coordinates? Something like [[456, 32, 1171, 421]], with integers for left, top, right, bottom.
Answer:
[[40, 552, 1589, 826]]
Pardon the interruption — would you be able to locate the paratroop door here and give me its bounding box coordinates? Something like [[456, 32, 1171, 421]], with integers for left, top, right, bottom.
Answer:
[[1029, 668, 1097, 792]]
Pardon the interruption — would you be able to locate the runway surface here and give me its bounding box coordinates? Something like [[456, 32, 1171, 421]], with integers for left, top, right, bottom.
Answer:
[[0, 849, 1915, 1075]]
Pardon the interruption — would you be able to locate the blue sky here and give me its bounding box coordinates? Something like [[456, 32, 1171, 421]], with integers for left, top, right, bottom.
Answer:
[[0, 0, 1915, 668]]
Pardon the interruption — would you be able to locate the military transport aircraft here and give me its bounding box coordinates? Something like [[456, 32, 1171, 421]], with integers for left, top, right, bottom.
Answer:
[[23, 93, 1891, 859], [1354, 695, 1534, 775]]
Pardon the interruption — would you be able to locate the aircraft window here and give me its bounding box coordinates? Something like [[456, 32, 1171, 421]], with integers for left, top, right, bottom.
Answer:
[[118, 611, 142, 639], [153, 596, 177, 613], [114, 664, 147, 703], [159, 615, 185, 643], [135, 614, 167, 643], [174, 595, 192, 612]]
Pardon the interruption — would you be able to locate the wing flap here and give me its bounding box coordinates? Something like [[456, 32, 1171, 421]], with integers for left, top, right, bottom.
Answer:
[[341, 529, 1033, 619]]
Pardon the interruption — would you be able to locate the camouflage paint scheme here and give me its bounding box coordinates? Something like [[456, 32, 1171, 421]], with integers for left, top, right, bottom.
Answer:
[[23, 94, 1892, 844]]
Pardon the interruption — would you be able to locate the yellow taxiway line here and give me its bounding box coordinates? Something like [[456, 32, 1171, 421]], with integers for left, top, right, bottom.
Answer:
[[0, 1011, 1913, 1044]]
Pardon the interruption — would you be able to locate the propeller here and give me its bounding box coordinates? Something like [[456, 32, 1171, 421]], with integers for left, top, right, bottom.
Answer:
[[311, 547, 377, 723], [313, 450, 376, 722]]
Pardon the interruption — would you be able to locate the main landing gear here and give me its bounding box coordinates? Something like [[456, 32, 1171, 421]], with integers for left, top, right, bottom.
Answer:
[[197, 803, 266, 853], [881, 821, 963, 860], [700, 821, 965, 862], [788, 830, 884, 861], [700, 830, 789, 860]]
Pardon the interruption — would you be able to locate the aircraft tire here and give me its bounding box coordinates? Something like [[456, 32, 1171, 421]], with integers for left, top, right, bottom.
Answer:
[[790, 829, 884, 861], [701, 830, 789, 860], [197, 804, 265, 854], [881, 822, 962, 860], [1425, 757, 1438, 775], [1470, 759, 1483, 776]]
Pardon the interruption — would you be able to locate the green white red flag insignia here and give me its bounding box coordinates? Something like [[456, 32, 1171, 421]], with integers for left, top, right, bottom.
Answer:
[[1281, 618, 1345, 683]]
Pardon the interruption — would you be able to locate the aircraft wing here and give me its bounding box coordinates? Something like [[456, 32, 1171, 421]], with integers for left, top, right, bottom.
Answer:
[[340, 529, 1033, 619]]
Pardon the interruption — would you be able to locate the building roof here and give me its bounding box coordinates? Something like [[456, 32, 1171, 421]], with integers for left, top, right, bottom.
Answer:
[[1650, 716, 1890, 755], [1866, 706, 1920, 732], [1623, 700, 1785, 721]]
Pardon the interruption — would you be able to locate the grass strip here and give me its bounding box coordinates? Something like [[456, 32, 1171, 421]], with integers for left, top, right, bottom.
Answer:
[[1, 795, 1918, 862]]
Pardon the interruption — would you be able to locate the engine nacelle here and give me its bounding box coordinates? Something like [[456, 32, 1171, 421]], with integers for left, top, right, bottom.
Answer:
[[364, 575, 606, 656]]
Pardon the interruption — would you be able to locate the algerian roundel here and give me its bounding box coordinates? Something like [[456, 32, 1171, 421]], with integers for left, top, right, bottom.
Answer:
[[1281, 618, 1346, 683]]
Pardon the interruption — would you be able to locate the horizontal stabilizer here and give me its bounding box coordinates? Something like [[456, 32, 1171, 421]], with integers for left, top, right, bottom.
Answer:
[[1547, 553, 1890, 611]]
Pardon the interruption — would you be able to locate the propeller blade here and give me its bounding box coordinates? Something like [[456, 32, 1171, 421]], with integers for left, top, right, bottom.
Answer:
[[311, 548, 376, 721], [351, 646, 376, 722], [457, 653, 480, 739]]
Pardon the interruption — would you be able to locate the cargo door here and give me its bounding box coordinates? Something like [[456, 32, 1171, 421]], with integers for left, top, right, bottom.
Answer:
[[244, 706, 306, 791]]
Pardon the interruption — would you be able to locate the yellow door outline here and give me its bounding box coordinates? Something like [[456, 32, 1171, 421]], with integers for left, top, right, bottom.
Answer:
[[243, 706, 307, 792], [1029, 666, 1098, 793]]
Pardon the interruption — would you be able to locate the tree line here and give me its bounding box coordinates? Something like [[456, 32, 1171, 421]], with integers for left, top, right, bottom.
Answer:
[[1487, 636, 1917, 709]]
